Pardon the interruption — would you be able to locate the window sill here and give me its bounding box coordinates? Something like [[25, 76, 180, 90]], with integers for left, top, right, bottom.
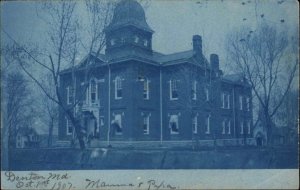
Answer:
[[170, 98, 178, 101], [171, 132, 179, 135]]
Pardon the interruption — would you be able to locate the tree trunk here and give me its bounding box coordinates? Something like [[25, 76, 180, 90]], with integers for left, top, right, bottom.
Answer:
[[67, 111, 85, 150]]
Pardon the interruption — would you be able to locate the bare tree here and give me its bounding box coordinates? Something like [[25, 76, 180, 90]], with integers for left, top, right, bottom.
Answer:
[[225, 22, 298, 144], [2, 0, 115, 149]]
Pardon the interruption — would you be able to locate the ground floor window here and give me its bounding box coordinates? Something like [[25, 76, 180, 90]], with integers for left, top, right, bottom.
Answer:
[[143, 114, 150, 134], [240, 121, 244, 134], [169, 115, 179, 134], [205, 115, 210, 134], [112, 114, 122, 135], [66, 118, 73, 135], [247, 121, 251, 134], [192, 115, 198, 134]]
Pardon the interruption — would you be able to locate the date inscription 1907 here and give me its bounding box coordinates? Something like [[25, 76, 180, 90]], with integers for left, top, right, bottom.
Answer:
[[4, 171, 178, 190]]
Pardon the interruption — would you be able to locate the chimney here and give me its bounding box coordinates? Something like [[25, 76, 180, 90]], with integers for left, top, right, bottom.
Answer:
[[210, 54, 219, 70], [193, 35, 202, 55]]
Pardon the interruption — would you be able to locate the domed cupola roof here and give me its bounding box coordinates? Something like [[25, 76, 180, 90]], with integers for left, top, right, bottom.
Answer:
[[105, 0, 153, 33]]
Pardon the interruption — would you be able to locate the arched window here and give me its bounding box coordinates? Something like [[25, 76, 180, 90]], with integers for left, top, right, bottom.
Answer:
[[115, 76, 122, 99]]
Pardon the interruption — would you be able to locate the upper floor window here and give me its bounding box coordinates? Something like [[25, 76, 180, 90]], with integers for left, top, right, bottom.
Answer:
[[112, 114, 122, 135], [143, 39, 148, 46], [143, 79, 149, 100], [222, 92, 230, 109], [192, 115, 198, 134], [205, 86, 210, 101], [246, 97, 250, 111], [110, 39, 116, 46], [239, 95, 243, 110], [192, 81, 197, 100], [115, 77, 122, 99], [90, 79, 98, 104], [121, 37, 125, 43], [170, 79, 178, 100], [205, 114, 211, 134], [67, 86, 74, 105], [169, 115, 179, 134], [143, 114, 150, 134], [66, 118, 73, 135]]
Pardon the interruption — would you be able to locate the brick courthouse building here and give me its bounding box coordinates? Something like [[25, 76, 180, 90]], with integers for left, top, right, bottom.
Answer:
[[58, 0, 253, 146]]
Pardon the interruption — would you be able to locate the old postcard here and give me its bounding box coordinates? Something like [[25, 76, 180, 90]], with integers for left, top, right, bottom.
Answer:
[[1, 0, 299, 189]]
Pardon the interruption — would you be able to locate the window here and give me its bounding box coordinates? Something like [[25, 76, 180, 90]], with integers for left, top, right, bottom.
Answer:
[[226, 94, 230, 109], [112, 114, 122, 135], [90, 79, 98, 104], [239, 96, 243, 110], [115, 77, 122, 99], [246, 97, 250, 111], [143, 79, 149, 99], [134, 36, 139, 43], [205, 87, 209, 101], [170, 80, 178, 100], [240, 121, 244, 134], [247, 121, 251, 134], [205, 115, 210, 134], [222, 93, 230, 109], [110, 39, 115, 46], [143, 114, 150, 134], [169, 115, 179, 134], [192, 115, 198, 134], [121, 37, 125, 43], [143, 39, 148, 46], [100, 116, 104, 127], [66, 118, 73, 135], [67, 86, 74, 105], [192, 81, 197, 100], [222, 120, 226, 134], [227, 120, 231, 134]]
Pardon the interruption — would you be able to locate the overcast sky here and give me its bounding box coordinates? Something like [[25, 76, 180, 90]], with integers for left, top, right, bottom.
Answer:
[[1, 0, 298, 64]]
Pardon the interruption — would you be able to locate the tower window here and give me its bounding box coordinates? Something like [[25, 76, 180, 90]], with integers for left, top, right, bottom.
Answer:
[[222, 92, 230, 109], [134, 36, 139, 43], [143, 39, 148, 46], [169, 115, 179, 134], [115, 77, 122, 99], [170, 79, 178, 100]]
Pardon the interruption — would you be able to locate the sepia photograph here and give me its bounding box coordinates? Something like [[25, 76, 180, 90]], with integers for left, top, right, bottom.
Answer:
[[1, 0, 299, 189]]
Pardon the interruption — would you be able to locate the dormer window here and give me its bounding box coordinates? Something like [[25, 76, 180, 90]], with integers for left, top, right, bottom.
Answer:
[[143, 39, 148, 46], [134, 36, 139, 43], [110, 39, 116, 46]]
